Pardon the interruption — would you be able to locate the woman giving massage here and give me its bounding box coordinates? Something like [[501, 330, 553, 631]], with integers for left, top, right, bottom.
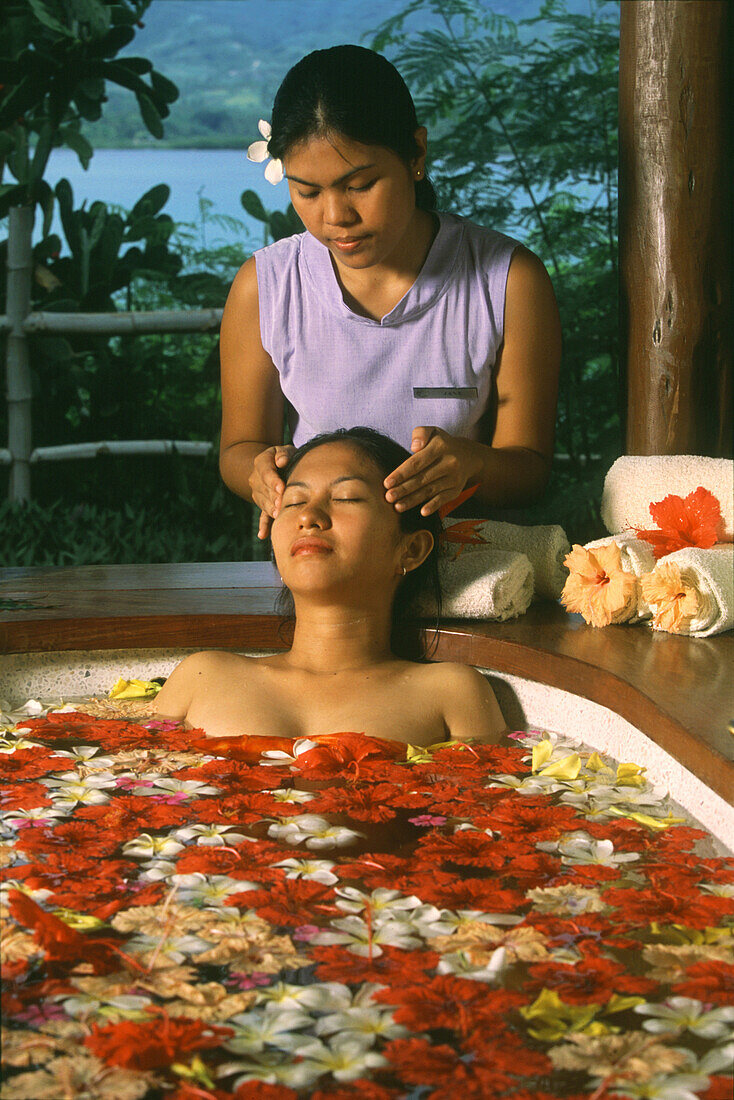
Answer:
[[153, 429, 508, 745], [219, 45, 561, 540]]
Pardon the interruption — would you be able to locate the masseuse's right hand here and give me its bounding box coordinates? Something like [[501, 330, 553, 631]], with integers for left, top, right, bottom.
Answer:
[[250, 444, 296, 539]]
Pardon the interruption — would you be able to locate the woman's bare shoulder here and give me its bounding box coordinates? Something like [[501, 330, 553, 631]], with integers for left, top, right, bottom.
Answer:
[[416, 662, 508, 743]]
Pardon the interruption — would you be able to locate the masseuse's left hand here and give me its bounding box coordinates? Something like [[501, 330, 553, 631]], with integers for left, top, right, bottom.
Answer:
[[383, 426, 482, 516]]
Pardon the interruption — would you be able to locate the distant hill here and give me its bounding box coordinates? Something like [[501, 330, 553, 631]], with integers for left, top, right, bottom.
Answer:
[[84, 0, 585, 149]]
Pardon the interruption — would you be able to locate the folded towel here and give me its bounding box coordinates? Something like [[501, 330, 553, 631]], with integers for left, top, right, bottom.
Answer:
[[416, 548, 534, 620], [639, 545, 734, 637], [585, 534, 657, 620], [441, 518, 570, 599], [601, 456, 734, 540]]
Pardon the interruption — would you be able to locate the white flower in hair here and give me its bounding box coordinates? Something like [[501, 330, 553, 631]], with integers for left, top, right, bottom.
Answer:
[[247, 119, 284, 184]]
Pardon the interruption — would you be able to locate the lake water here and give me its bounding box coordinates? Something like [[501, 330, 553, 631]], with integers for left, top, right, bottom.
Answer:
[[39, 147, 291, 253]]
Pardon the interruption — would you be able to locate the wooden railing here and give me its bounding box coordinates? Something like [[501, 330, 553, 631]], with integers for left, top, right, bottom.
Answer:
[[1, 205, 223, 502]]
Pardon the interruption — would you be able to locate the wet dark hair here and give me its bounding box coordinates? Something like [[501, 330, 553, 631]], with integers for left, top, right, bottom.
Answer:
[[267, 45, 437, 212], [273, 427, 443, 661]]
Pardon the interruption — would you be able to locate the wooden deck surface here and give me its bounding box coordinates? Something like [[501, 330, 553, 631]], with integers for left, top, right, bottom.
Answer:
[[1, 561, 732, 804]]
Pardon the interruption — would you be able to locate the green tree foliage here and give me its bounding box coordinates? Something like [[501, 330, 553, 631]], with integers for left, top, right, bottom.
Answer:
[[373, 0, 621, 469], [0, 0, 178, 229]]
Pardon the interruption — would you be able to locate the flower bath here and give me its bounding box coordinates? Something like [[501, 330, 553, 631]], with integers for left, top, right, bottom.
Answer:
[[1, 563, 733, 1099]]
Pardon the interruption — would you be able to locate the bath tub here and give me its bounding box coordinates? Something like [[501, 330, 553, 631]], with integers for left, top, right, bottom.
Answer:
[[1, 561, 732, 848], [3, 562, 734, 1099]]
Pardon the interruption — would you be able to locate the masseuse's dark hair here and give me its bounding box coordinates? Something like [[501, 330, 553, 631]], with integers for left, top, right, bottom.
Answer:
[[273, 427, 443, 661], [267, 45, 437, 212]]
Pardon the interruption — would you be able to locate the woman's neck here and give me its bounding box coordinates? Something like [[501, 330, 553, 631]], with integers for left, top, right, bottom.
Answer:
[[284, 601, 395, 673], [332, 209, 439, 321]]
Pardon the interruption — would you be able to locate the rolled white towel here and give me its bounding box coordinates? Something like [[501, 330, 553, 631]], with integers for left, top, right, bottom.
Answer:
[[639, 545, 734, 637], [416, 548, 534, 621], [441, 518, 570, 599], [585, 534, 658, 620], [601, 455, 734, 540]]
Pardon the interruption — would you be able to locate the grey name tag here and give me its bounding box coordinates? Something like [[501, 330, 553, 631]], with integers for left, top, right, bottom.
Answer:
[[413, 386, 478, 399]]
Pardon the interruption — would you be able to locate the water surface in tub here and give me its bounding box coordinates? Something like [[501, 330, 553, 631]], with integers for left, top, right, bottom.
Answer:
[[2, 682, 733, 1099]]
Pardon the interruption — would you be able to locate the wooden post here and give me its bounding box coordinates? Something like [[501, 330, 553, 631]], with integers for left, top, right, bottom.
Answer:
[[619, 1, 733, 456], [5, 206, 34, 502]]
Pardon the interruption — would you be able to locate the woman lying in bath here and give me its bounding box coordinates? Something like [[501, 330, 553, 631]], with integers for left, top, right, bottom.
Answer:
[[153, 427, 508, 746]]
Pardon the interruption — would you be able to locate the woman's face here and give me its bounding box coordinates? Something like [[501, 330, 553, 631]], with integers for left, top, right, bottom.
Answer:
[[283, 131, 426, 271], [270, 441, 411, 598]]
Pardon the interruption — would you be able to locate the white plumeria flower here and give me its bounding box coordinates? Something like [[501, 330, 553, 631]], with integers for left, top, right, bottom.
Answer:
[[699, 881, 734, 897], [222, 1051, 324, 1091], [688, 1041, 734, 1075], [138, 858, 178, 882], [2, 806, 69, 829], [605, 1073, 711, 1100], [124, 931, 212, 965], [50, 746, 116, 768], [122, 832, 186, 859], [334, 886, 422, 917], [173, 823, 249, 846], [0, 734, 43, 752], [314, 1005, 408, 1041], [271, 858, 339, 885], [247, 119, 284, 184], [407, 905, 523, 938], [41, 771, 118, 807], [295, 1034, 387, 1083], [537, 830, 640, 866], [254, 981, 351, 1013], [634, 997, 734, 1040], [169, 873, 258, 906], [310, 914, 421, 957], [268, 788, 317, 804], [0, 880, 54, 907], [267, 814, 364, 850], [436, 945, 508, 983], [260, 738, 319, 767], [225, 1006, 314, 1054], [486, 773, 568, 795], [133, 777, 221, 798], [51, 991, 152, 1020]]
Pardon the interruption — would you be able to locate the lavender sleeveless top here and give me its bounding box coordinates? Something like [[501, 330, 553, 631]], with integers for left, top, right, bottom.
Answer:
[[254, 212, 519, 449]]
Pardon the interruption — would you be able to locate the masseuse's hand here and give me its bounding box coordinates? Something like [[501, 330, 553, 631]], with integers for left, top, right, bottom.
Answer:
[[383, 427, 482, 516], [249, 444, 296, 539]]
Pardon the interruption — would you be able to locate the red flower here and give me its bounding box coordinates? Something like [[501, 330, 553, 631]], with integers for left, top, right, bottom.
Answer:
[[526, 955, 655, 1003], [415, 830, 506, 869], [295, 733, 406, 779], [603, 885, 734, 929], [312, 1081, 400, 1100], [672, 960, 734, 1005], [233, 1084, 298, 1100], [228, 877, 338, 926], [375, 975, 524, 1033], [0, 748, 62, 781], [311, 944, 440, 986], [635, 486, 723, 558], [0, 781, 53, 811], [383, 1035, 526, 1099], [84, 1010, 233, 1070], [700, 1077, 734, 1100], [7, 890, 134, 975]]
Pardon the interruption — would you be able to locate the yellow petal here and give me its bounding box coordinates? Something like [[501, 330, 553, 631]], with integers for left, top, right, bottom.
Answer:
[[539, 753, 582, 780], [532, 739, 554, 772], [109, 678, 161, 700], [585, 752, 613, 773]]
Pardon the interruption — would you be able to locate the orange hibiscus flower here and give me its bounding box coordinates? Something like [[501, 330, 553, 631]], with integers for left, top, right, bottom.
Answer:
[[635, 485, 723, 559], [561, 542, 638, 626], [639, 561, 701, 632]]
